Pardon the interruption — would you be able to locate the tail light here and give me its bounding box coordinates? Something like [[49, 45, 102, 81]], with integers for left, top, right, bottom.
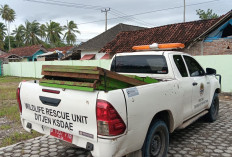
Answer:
[[96, 99, 126, 136], [16, 88, 22, 113]]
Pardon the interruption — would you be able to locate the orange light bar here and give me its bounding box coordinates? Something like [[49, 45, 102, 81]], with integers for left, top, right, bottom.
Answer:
[[132, 43, 185, 51], [132, 45, 150, 50], [158, 43, 185, 49]]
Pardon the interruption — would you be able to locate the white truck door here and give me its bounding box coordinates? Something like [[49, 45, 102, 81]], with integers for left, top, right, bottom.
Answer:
[[183, 55, 211, 115], [172, 55, 193, 120]]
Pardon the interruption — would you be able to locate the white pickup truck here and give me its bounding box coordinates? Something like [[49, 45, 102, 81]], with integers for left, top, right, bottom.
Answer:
[[17, 44, 221, 157]]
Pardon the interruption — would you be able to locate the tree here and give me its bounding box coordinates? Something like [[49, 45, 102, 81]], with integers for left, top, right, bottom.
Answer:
[[23, 20, 41, 45], [196, 9, 219, 20], [0, 4, 16, 50], [0, 22, 6, 50], [4, 36, 16, 50], [39, 24, 46, 41], [63, 20, 80, 45], [12, 25, 24, 47], [45, 21, 63, 46]]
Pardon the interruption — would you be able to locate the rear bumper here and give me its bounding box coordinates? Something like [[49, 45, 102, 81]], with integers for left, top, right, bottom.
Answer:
[[21, 118, 128, 157]]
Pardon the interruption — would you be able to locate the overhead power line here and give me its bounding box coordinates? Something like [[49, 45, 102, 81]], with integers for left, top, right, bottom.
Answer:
[[25, 0, 105, 10], [24, 0, 221, 26], [42, 0, 154, 27], [24, 0, 153, 27], [110, 9, 154, 27], [76, 0, 221, 26]]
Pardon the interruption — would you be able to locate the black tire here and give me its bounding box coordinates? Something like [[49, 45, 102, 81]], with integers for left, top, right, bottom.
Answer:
[[206, 93, 219, 122], [142, 120, 169, 157]]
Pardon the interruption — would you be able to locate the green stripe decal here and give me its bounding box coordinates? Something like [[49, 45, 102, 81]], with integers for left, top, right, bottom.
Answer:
[[39, 83, 94, 92]]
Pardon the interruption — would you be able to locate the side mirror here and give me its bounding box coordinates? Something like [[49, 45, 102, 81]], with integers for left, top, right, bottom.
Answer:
[[206, 68, 216, 75]]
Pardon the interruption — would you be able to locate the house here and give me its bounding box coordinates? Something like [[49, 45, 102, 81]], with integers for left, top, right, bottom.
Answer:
[[76, 23, 145, 60], [0, 49, 6, 55], [0, 53, 22, 63], [37, 46, 73, 61], [9, 45, 47, 61], [0, 53, 21, 76], [61, 46, 81, 60], [100, 10, 232, 56]]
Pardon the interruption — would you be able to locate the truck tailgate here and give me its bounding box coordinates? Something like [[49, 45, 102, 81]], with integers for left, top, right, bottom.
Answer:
[[20, 82, 98, 141]]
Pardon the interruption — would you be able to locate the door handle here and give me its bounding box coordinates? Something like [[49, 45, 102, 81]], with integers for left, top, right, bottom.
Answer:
[[39, 96, 61, 107], [192, 82, 198, 86]]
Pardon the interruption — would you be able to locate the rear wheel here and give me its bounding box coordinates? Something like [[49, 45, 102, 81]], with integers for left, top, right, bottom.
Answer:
[[142, 120, 169, 157], [206, 93, 219, 122]]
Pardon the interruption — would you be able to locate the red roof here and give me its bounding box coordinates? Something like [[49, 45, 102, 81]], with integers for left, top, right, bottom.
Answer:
[[0, 53, 11, 58], [100, 18, 220, 53], [80, 54, 95, 60], [100, 53, 110, 59], [48, 46, 73, 52], [9, 45, 46, 57], [0, 53, 21, 59]]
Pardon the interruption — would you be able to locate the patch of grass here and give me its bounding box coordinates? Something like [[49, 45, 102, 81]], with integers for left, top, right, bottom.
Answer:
[[0, 124, 11, 130], [0, 76, 42, 147], [0, 87, 17, 100], [0, 76, 34, 83], [0, 105, 20, 123], [0, 131, 41, 147], [0, 77, 34, 101]]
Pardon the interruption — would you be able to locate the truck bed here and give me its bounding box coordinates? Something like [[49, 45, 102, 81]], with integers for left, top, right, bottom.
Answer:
[[40, 65, 158, 92]]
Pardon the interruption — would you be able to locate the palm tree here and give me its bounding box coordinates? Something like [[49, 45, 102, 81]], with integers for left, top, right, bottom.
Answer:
[[63, 20, 80, 45], [0, 4, 16, 50], [23, 20, 41, 45], [39, 24, 46, 41], [12, 25, 24, 47], [0, 22, 6, 50], [45, 20, 63, 46]]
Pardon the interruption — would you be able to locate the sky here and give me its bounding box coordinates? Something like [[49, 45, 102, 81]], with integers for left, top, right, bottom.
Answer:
[[0, 0, 231, 44]]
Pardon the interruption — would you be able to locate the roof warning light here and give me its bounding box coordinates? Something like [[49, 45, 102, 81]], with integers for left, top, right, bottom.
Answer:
[[132, 43, 185, 51]]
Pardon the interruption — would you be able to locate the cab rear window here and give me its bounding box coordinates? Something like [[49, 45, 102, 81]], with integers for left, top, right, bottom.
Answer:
[[110, 55, 168, 74]]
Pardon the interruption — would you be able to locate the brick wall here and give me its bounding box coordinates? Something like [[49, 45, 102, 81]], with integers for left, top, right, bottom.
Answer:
[[183, 38, 232, 56]]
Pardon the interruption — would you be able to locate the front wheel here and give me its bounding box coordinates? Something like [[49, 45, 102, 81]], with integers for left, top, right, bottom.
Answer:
[[142, 120, 169, 157], [206, 93, 219, 122]]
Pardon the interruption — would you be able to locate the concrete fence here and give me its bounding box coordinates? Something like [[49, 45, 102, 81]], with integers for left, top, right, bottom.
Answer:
[[2, 55, 232, 92], [3, 60, 111, 79], [194, 55, 232, 93]]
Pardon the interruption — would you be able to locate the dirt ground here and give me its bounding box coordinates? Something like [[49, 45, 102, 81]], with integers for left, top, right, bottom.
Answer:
[[0, 77, 40, 147]]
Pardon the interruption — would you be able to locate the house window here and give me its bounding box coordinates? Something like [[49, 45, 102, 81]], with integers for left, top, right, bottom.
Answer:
[[222, 23, 232, 38], [204, 19, 232, 42]]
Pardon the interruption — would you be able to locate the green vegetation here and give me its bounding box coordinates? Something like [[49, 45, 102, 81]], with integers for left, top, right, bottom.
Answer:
[[63, 20, 80, 45], [0, 76, 41, 147], [0, 124, 11, 130], [0, 4, 80, 51], [0, 105, 20, 122], [1, 131, 41, 147], [196, 9, 219, 20], [0, 4, 16, 50]]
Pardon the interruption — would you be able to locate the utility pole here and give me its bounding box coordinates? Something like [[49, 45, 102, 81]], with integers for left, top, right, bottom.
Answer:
[[183, 0, 186, 22], [101, 8, 110, 31]]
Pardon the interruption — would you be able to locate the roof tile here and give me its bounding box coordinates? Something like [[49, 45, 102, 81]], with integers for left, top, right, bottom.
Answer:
[[9, 45, 47, 57], [48, 46, 73, 52], [100, 18, 219, 53]]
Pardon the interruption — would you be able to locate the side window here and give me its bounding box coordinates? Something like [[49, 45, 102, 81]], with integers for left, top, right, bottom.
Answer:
[[183, 56, 205, 77], [173, 55, 188, 77]]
